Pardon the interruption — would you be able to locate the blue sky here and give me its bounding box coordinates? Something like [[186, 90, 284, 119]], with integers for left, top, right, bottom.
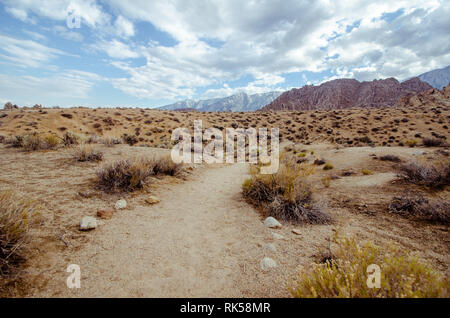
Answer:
[[0, 0, 449, 108]]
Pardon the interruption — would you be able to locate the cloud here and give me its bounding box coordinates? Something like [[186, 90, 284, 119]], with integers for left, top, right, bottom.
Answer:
[[53, 25, 84, 41], [94, 40, 139, 59], [114, 15, 135, 38], [0, 70, 102, 106], [0, 34, 70, 68], [2, 0, 450, 102]]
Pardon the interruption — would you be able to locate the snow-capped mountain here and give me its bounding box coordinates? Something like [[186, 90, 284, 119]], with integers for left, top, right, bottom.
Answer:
[[159, 91, 282, 112]]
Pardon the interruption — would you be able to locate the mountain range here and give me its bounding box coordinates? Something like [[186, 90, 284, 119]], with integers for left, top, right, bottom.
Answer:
[[159, 65, 449, 112], [159, 91, 282, 112], [261, 77, 432, 111], [417, 65, 450, 90]]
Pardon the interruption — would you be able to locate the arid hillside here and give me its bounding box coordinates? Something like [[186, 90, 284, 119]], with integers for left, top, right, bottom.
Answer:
[[263, 77, 433, 111], [0, 88, 449, 149]]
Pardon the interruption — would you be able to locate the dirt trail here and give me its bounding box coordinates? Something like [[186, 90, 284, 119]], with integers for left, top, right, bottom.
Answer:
[[34, 163, 283, 297]]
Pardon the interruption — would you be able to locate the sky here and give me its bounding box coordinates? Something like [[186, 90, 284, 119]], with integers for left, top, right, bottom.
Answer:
[[0, 0, 449, 108]]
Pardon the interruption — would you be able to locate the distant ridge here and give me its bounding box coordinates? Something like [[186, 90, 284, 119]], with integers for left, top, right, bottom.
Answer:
[[418, 65, 450, 90], [159, 91, 282, 112], [261, 77, 432, 111]]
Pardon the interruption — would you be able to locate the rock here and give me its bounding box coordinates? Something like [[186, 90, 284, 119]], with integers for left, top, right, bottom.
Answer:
[[145, 195, 160, 205], [80, 216, 97, 231], [271, 232, 285, 240], [264, 217, 281, 229], [115, 199, 127, 210], [260, 257, 277, 271], [292, 228, 302, 235], [263, 77, 433, 111], [97, 209, 114, 220], [263, 243, 277, 252]]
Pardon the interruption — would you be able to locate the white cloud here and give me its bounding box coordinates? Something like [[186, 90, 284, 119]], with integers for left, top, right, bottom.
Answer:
[[0, 70, 102, 106], [2, 0, 450, 101], [53, 25, 84, 42], [114, 15, 135, 38], [0, 34, 70, 68], [94, 40, 139, 59]]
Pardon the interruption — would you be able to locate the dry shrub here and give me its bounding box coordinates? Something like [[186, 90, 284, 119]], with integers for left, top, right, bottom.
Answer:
[[101, 136, 122, 147], [290, 235, 448, 298], [0, 191, 38, 277], [8, 133, 59, 151], [243, 157, 331, 224], [74, 144, 103, 162], [122, 134, 138, 146], [61, 131, 80, 147], [152, 155, 183, 176], [398, 161, 450, 189], [96, 156, 183, 192], [43, 134, 60, 149], [379, 154, 401, 162], [388, 192, 449, 224], [422, 137, 446, 147]]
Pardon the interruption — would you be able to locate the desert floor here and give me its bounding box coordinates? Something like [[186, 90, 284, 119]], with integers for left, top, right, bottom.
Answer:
[[0, 139, 448, 297]]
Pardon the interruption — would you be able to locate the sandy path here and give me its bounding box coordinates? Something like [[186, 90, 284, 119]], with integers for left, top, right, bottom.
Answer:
[[36, 163, 281, 297]]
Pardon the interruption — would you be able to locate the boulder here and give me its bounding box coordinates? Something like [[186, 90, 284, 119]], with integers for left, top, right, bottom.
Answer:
[[263, 243, 277, 252], [264, 217, 282, 229], [80, 216, 98, 231], [115, 199, 127, 210], [260, 257, 277, 271]]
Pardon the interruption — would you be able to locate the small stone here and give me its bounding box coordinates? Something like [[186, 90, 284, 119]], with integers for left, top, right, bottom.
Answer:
[[292, 228, 302, 235], [260, 257, 277, 271], [271, 232, 285, 240], [145, 195, 160, 205], [264, 217, 282, 229], [80, 216, 97, 231], [115, 199, 127, 210], [263, 243, 277, 252], [97, 209, 114, 220]]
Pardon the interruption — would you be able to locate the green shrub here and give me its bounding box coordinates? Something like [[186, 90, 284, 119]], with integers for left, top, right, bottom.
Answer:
[[323, 163, 334, 170], [290, 235, 448, 298]]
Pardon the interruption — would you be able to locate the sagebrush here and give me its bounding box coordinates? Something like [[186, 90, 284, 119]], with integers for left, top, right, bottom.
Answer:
[[0, 191, 38, 276], [290, 235, 449, 298], [243, 154, 331, 224]]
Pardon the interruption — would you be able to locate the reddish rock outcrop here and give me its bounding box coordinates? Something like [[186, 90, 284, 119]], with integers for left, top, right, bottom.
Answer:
[[262, 77, 432, 111]]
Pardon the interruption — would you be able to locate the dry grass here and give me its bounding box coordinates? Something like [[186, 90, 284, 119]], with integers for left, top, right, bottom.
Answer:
[[379, 154, 401, 162], [398, 161, 450, 189], [422, 137, 447, 147], [388, 192, 449, 224], [96, 155, 183, 192], [290, 235, 449, 298], [73, 144, 104, 162], [0, 191, 38, 277], [242, 154, 331, 224]]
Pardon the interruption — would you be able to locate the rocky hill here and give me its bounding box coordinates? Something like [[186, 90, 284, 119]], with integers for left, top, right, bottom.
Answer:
[[159, 91, 282, 112], [418, 65, 450, 90], [397, 84, 450, 108], [261, 77, 432, 111]]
